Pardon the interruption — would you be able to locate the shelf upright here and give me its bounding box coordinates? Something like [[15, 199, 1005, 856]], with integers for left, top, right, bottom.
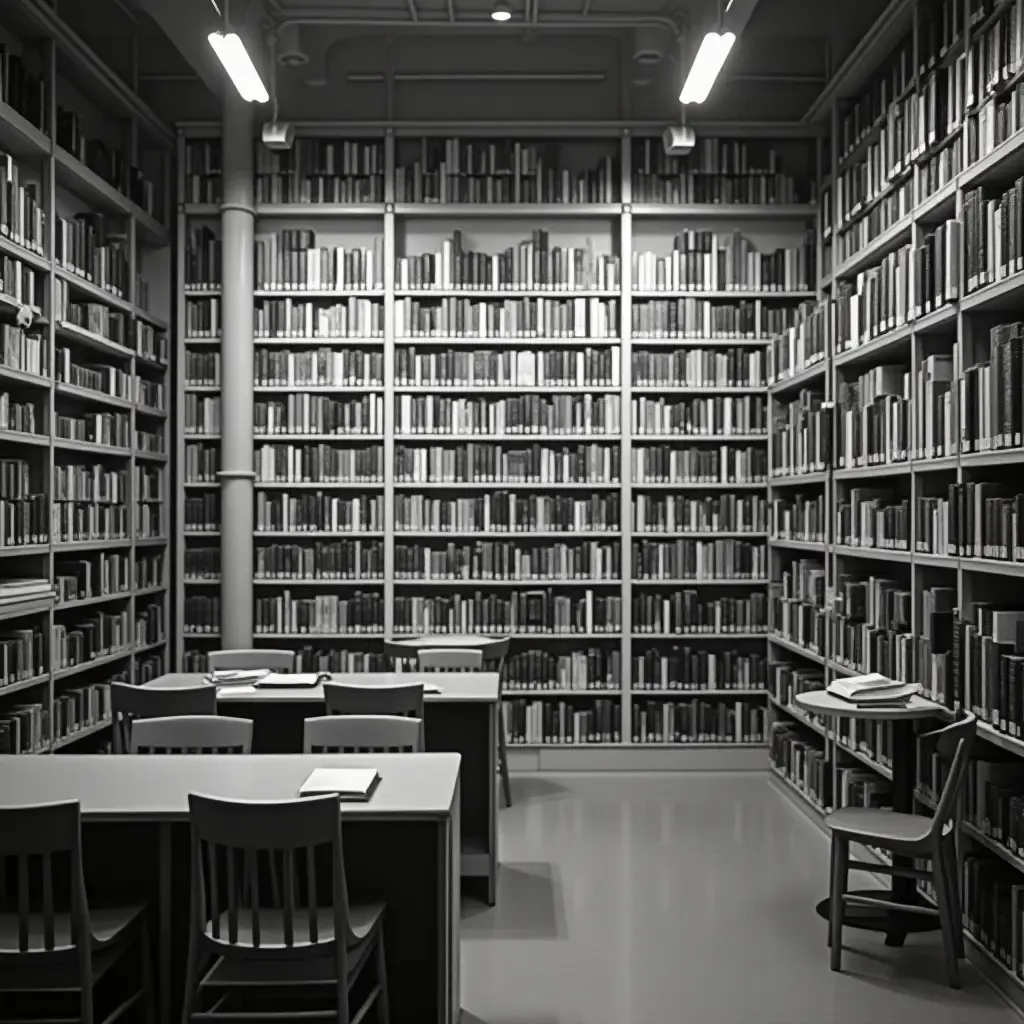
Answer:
[[619, 129, 634, 740]]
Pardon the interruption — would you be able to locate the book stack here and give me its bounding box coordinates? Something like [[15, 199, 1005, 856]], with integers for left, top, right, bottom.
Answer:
[[633, 492, 767, 534], [632, 538, 766, 580], [631, 590, 767, 635], [631, 700, 765, 744], [184, 140, 221, 205], [506, 649, 621, 692], [396, 442, 620, 484], [833, 573, 912, 680], [256, 138, 384, 205], [770, 558, 826, 653], [771, 389, 830, 477], [838, 488, 910, 550], [837, 367, 909, 468], [771, 494, 825, 543], [632, 443, 766, 484], [394, 539, 619, 581], [254, 592, 383, 635], [771, 299, 828, 382], [257, 233, 383, 291], [503, 698, 622, 744], [186, 226, 220, 290], [255, 540, 385, 580], [394, 493, 619, 533], [770, 721, 827, 809], [255, 492, 383, 533]]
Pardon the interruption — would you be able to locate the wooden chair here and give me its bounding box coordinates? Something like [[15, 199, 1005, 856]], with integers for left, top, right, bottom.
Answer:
[[417, 648, 483, 671], [111, 681, 217, 754], [323, 682, 424, 721], [182, 793, 389, 1024], [382, 640, 414, 669], [478, 638, 512, 808], [826, 713, 977, 987], [0, 800, 155, 1024], [303, 715, 423, 753], [208, 649, 295, 672], [129, 715, 253, 754]]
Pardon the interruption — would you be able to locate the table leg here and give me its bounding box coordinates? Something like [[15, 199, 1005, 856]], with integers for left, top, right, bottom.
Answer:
[[158, 824, 171, 1024]]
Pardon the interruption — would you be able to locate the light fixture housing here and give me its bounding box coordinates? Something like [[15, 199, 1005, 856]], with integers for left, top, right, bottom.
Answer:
[[208, 30, 270, 103], [491, 2, 512, 21], [679, 30, 736, 105]]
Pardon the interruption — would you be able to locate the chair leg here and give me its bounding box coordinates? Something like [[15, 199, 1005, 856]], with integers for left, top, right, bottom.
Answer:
[[941, 839, 964, 959], [181, 931, 201, 1024], [375, 925, 391, 1024], [499, 717, 512, 809], [931, 843, 961, 989], [829, 836, 849, 973], [141, 918, 157, 1024], [827, 836, 836, 948]]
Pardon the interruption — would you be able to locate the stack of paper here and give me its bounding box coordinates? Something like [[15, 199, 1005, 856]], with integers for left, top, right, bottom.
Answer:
[[207, 669, 270, 686]]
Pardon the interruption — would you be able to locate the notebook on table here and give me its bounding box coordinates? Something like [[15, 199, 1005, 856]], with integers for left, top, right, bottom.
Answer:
[[206, 669, 270, 686], [298, 768, 381, 801], [827, 673, 921, 707], [255, 672, 332, 688]]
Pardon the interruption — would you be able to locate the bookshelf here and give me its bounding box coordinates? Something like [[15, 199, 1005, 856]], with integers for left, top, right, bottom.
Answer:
[[175, 127, 818, 770], [0, 14, 171, 755], [770, 0, 1024, 1008]]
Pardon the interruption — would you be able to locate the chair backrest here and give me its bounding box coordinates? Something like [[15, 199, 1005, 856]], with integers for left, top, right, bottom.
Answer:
[[417, 648, 483, 671], [130, 715, 253, 754], [111, 682, 218, 753], [208, 649, 295, 672], [303, 715, 423, 753], [0, 801, 90, 961], [477, 638, 510, 666], [187, 793, 352, 960], [323, 682, 424, 719], [383, 639, 414, 666], [928, 712, 978, 836]]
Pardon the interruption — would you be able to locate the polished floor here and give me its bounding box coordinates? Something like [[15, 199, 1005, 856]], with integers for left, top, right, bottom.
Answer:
[[461, 772, 1020, 1024]]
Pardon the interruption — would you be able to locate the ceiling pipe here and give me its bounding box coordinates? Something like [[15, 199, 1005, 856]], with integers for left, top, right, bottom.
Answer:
[[269, 9, 680, 34]]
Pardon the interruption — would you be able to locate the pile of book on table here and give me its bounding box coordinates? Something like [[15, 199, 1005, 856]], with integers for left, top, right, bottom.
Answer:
[[827, 673, 920, 708]]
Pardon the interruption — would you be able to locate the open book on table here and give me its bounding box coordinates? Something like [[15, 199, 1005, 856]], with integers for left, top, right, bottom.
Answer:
[[827, 673, 920, 706]]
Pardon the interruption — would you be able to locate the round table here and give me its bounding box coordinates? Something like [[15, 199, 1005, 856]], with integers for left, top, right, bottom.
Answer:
[[794, 689, 945, 946]]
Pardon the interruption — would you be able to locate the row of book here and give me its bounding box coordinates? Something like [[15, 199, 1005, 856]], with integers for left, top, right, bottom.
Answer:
[[771, 495, 826, 543], [55, 411, 130, 449], [632, 445, 767, 484], [505, 649, 620, 691], [253, 593, 385, 635], [255, 234, 383, 293], [632, 348, 764, 388], [770, 299, 829, 383], [394, 540, 621, 581], [187, 350, 385, 388], [631, 396, 767, 436], [255, 396, 383, 437], [632, 493, 766, 533], [255, 140, 383, 205], [632, 235, 813, 293], [53, 612, 131, 668], [253, 445, 384, 484], [255, 299, 385, 341], [395, 297, 618, 338], [0, 683, 113, 755], [630, 701, 767, 745], [395, 395, 621, 435], [255, 493, 384, 534], [631, 593, 767, 635], [1, 325, 47, 378], [56, 350, 132, 400], [395, 443, 620, 484], [633, 538, 766, 581], [396, 233, 619, 292], [255, 540, 385, 581], [394, 144, 616, 205], [502, 700, 622, 745], [838, 490, 911, 550], [0, 392, 38, 436], [392, 494, 619, 533], [393, 592, 623, 635], [771, 390, 830, 478], [633, 648, 767, 691], [396, 346, 621, 387], [0, 253, 43, 309]]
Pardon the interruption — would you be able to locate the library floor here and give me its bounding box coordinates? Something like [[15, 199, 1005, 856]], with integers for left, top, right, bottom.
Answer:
[[460, 773, 1019, 1024]]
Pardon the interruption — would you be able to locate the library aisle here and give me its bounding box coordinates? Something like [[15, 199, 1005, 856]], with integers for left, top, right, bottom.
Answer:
[[461, 775, 1017, 1024]]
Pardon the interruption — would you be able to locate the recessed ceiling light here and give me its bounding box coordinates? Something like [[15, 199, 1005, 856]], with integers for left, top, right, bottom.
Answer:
[[491, 2, 512, 21]]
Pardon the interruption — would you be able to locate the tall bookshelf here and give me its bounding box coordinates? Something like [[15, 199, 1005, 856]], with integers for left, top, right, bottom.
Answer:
[[176, 125, 816, 770], [767, 0, 1024, 1007], [0, 11, 172, 755]]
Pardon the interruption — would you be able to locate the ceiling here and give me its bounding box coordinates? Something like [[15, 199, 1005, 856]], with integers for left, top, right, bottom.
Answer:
[[53, 0, 890, 130]]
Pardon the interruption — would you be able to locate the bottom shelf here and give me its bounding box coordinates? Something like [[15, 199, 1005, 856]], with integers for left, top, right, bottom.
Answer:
[[507, 744, 767, 771]]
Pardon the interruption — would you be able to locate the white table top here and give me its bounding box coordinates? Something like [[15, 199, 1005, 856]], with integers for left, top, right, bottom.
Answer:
[[388, 635, 508, 649], [146, 671, 499, 704], [795, 690, 946, 721], [0, 753, 461, 822]]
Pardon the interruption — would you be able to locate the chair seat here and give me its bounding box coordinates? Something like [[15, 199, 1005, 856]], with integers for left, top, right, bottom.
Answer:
[[0, 902, 146, 954], [825, 807, 934, 849], [206, 902, 385, 951]]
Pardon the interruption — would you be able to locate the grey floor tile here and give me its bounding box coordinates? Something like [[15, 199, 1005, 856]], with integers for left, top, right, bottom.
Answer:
[[460, 772, 1020, 1024]]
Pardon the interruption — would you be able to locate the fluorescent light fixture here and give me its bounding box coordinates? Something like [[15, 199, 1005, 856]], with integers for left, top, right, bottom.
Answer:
[[491, 2, 512, 21], [679, 30, 736, 105], [208, 31, 269, 103]]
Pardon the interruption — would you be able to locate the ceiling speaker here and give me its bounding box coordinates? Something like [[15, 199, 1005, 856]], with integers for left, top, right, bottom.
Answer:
[[633, 25, 668, 66], [277, 24, 309, 67]]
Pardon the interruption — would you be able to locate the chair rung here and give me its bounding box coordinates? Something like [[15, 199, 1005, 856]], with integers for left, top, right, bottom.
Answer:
[[349, 986, 381, 1024], [845, 894, 940, 917], [102, 987, 146, 1024], [193, 1012, 337, 1021], [849, 859, 931, 881]]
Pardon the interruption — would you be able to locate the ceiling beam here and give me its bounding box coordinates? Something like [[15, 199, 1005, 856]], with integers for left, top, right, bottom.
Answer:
[[135, 0, 229, 97]]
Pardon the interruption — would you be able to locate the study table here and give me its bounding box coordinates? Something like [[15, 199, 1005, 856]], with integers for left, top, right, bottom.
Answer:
[[0, 753, 461, 1024], [146, 671, 500, 904], [794, 690, 946, 946]]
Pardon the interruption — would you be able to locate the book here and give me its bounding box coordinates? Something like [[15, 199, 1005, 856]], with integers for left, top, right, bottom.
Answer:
[[255, 672, 330, 688], [298, 768, 381, 801], [828, 673, 920, 705]]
